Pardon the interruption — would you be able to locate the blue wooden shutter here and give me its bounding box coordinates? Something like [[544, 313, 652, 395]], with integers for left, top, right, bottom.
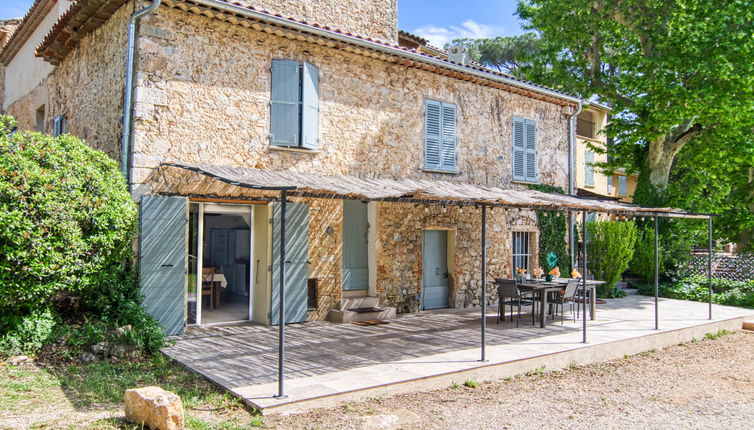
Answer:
[[512, 117, 526, 181], [270, 60, 301, 147], [585, 151, 594, 186], [424, 100, 441, 170], [525, 119, 537, 181], [139, 195, 187, 335], [440, 103, 457, 171], [619, 175, 627, 196], [301, 62, 319, 150], [607, 175, 613, 194], [271, 201, 309, 325], [53, 116, 66, 137]]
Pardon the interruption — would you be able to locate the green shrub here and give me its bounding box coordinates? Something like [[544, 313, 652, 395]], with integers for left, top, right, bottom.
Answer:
[[0, 115, 165, 357], [586, 221, 638, 298], [630, 225, 663, 281], [635, 276, 754, 309], [0, 115, 137, 313], [529, 184, 571, 275]]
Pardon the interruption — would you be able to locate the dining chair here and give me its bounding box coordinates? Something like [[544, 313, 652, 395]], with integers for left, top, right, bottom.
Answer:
[[553, 279, 580, 324], [497, 279, 534, 328], [201, 266, 217, 311]]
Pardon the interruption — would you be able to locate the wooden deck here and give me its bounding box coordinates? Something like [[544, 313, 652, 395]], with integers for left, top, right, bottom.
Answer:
[[163, 293, 754, 414]]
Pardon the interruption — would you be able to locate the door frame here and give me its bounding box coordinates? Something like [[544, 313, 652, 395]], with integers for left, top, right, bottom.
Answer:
[[421, 228, 456, 310], [189, 201, 255, 326]]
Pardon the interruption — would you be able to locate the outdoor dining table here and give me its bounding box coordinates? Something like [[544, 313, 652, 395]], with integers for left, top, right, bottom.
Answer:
[[516, 278, 605, 328]]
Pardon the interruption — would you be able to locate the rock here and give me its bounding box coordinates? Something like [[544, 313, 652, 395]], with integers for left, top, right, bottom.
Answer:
[[7, 355, 31, 366], [124, 386, 184, 430], [79, 352, 97, 363], [91, 342, 111, 356], [116, 325, 133, 336]]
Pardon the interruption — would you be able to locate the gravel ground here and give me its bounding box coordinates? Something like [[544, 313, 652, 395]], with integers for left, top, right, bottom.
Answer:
[[266, 330, 754, 430]]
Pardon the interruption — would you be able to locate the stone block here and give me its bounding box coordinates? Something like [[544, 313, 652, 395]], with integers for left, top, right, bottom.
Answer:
[[124, 386, 184, 430]]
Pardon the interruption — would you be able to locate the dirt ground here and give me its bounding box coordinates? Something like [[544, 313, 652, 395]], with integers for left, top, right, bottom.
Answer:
[[265, 330, 754, 430]]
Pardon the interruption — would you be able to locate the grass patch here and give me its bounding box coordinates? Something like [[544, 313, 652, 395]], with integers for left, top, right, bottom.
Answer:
[[525, 365, 547, 376], [450, 381, 461, 389], [463, 379, 479, 388], [704, 329, 730, 340]]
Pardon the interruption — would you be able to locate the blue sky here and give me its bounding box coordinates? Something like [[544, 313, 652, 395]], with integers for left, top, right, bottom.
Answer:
[[1, 0, 525, 46]]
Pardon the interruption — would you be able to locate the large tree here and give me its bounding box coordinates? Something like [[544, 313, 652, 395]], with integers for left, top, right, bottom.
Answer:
[[450, 0, 754, 247]]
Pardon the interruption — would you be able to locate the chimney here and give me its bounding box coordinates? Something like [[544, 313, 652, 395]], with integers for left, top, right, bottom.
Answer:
[[448, 46, 470, 65]]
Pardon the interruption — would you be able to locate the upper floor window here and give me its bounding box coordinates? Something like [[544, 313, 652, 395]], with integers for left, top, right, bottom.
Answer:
[[618, 175, 627, 196], [270, 60, 319, 150], [584, 151, 594, 187], [424, 99, 457, 172], [53, 115, 67, 137], [576, 111, 594, 139], [512, 117, 537, 182]]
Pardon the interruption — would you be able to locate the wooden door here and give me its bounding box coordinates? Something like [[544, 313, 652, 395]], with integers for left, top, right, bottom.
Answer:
[[423, 230, 449, 310]]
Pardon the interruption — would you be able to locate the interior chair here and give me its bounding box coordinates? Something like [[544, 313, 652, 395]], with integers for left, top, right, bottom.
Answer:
[[201, 266, 217, 311], [497, 279, 534, 327]]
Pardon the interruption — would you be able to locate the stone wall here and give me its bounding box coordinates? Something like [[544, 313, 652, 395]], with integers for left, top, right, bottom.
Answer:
[[4, 3, 130, 159], [231, 0, 398, 44], [304, 198, 343, 320], [375, 202, 539, 312]]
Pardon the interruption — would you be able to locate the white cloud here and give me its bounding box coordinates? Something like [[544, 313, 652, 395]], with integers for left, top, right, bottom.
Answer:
[[413, 19, 506, 48]]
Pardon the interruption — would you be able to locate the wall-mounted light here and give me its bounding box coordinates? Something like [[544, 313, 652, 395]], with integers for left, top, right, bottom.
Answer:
[[326, 226, 334, 235]]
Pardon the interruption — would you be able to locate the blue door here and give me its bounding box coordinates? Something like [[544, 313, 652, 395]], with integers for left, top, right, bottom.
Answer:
[[271, 201, 309, 325], [342, 200, 369, 291], [423, 230, 449, 310]]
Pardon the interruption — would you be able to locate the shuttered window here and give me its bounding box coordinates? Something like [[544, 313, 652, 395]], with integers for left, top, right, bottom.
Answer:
[[607, 175, 613, 194], [512, 231, 531, 273], [53, 115, 67, 137], [618, 175, 627, 196], [270, 60, 319, 149], [512, 117, 537, 182], [424, 99, 457, 172], [584, 151, 594, 187]]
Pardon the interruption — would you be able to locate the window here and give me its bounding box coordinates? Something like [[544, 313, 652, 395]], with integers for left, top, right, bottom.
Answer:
[[584, 151, 594, 187], [586, 213, 597, 223], [512, 232, 531, 273], [270, 60, 319, 149], [512, 117, 537, 182], [607, 175, 613, 195], [53, 115, 67, 137], [35, 105, 45, 132], [618, 175, 627, 196], [424, 99, 457, 172], [576, 111, 594, 138]]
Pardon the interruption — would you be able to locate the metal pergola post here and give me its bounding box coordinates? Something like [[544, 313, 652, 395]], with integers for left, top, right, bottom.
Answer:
[[480, 204, 487, 362], [582, 210, 587, 343], [708, 216, 713, 320], [654, 216, 659, 330], [276, 190, 287, 399]]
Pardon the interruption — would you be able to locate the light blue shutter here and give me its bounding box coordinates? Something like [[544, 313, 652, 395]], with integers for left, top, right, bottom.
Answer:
[[619, 175, 627, 196], [440, 103, 457, 171], [424, 100, 441, 170], [512, 117, 525, 181], [271, 201, 309, 325], [270, 60, 301, 147], [525, 119, 537, 181], [53, 116, 65, 137], [585, 151, 594, 186], [139, 195, 187, 335], [607, 176, 613, 194], [301, 62, 319, 150]]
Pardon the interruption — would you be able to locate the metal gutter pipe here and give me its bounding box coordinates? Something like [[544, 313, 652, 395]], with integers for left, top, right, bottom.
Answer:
[[121, 0, 162, 182], [193, 0, 583, 106], [568, 101, 583, 267]]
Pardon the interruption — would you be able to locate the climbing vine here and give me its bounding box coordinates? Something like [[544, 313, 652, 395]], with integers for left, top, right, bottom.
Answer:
[[528, 184, 571, 274]]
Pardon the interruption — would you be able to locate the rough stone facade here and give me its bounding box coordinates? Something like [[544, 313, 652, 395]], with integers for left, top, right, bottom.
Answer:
[[232, 0, 398, 44], [4, 4, 130, 158]]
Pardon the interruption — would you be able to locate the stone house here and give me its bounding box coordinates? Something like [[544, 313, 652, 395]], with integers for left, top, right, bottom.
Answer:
[[2, 0, 590, 335]]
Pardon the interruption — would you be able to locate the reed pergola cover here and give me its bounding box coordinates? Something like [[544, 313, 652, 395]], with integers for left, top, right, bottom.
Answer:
[[157, 162, 706, 218]]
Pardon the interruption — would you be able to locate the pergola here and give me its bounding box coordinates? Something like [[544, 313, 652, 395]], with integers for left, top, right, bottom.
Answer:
[[156, 162, 714, 399]]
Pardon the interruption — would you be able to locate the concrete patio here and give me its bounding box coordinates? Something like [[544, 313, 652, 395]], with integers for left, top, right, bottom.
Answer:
[[163, 293, 754, 414]]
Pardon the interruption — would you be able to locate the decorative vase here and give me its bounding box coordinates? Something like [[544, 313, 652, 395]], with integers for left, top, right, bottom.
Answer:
[[545, 274, 553, 282]]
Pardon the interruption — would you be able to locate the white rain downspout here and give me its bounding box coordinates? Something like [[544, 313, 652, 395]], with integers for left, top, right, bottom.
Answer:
[[120, 0, 162, 183]]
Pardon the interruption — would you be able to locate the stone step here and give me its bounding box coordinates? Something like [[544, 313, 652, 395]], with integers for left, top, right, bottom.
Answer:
[[328, 307, 397, 324], [743, 321, 754, 331], [337, 296, 380, 310]]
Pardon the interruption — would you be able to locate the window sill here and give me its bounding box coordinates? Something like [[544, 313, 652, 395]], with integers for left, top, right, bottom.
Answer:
[[421, 168, 461, 175], [512, 180, 540, 185], [269, 145, 319, 154]]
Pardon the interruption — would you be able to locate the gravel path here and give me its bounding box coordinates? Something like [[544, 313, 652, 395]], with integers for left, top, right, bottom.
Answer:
[[266, 331, 754, 430]]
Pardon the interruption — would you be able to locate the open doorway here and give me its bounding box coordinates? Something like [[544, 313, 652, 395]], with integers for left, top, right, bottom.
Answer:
[[188, 203, 253, 325]]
